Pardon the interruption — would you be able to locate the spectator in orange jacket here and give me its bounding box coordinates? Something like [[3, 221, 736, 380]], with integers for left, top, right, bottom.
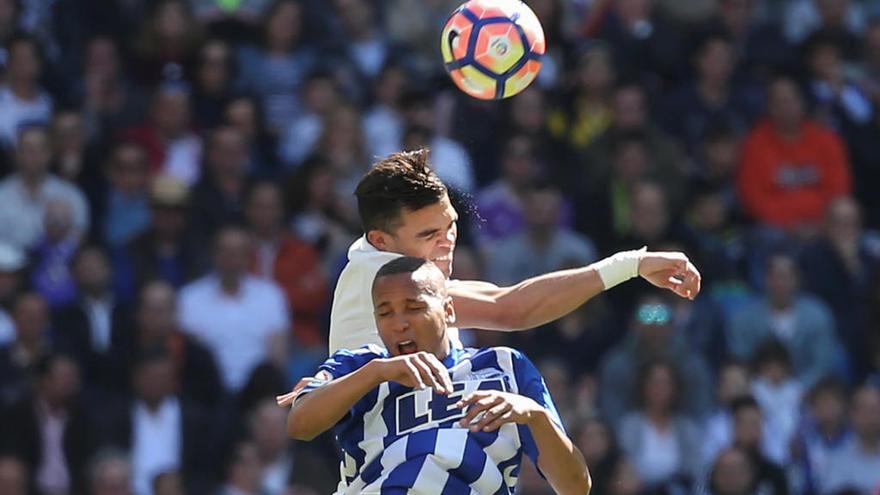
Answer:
[[737, 76, 852, 234], [245, 180, 329, 348]]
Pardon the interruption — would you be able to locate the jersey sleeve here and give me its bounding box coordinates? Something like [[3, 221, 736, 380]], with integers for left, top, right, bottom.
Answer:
[[293, 345, 385, 402], [511, 349, 566, 466]]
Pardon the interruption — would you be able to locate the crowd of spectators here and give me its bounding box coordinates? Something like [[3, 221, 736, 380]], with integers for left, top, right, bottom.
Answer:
[[1, 0, 880, 494]]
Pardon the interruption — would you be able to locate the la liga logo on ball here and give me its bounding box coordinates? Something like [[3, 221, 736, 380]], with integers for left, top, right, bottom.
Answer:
[[441, 0, 545, 100]]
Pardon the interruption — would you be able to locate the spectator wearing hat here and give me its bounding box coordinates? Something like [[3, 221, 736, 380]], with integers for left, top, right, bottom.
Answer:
[[112, 175, 206, 302], [0, 242, 27, 347]]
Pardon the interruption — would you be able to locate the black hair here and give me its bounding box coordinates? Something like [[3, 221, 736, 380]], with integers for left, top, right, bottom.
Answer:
[[354, 148, 447, 233], [730, 394, 761, 417]]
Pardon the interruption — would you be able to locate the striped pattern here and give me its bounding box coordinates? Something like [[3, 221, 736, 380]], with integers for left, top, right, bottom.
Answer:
[[296, 345, 563, 494]]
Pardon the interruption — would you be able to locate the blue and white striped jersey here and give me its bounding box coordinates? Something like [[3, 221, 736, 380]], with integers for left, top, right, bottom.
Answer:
[[296, 345, 564, 495]]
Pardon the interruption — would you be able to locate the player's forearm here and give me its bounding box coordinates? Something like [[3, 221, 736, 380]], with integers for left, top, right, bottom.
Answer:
[[287, 361, 382, 441], [529, 410, 591, 495], [457, 266, 604, 331]]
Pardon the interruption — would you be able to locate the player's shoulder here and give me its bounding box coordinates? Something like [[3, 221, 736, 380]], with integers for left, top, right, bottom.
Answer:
[[328, 344, 388, 364], [469, 345, 535, 370]]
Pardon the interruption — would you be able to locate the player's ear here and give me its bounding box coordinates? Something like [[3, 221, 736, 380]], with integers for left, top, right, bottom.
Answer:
[[444, 296, 456, 325], [367, 229, 390, 250]]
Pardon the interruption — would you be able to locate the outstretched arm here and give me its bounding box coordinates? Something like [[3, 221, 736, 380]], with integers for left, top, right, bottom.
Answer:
[[451, 249, 701, 331]]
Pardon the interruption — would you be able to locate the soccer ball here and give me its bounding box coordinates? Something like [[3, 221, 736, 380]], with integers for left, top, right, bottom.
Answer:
[[440, 0, 545, 100]]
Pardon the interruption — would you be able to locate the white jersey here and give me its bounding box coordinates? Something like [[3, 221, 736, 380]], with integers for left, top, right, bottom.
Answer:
[[328, 237, 462, 354]]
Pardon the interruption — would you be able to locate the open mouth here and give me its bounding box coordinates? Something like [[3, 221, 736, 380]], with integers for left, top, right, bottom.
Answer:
[[398, 340, 418, 355]]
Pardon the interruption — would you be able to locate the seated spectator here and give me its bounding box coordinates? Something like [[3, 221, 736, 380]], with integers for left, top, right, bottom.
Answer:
[[245, 181, 328, 349], [0, 34, 52, 149], [30, 198, 82, 308], [223, 95, 279, 180], [0, 126, 89, 251], [617, 360, 702, 491], [398, 91, 475, 194], [362, 62, 411, 161], [660, 33, 762, 156], [473, 135, 542, 247], [791, 377, 853, 494], [806, 32, 874, 130], [130, 0, 203, 87], [0, 455, 28, 495], [547, 43, 614, 153], [51, 245, 132, 388], [101, 347, 217, 495], [113, 175, 206, 300], [578, 82, 687, 207], [236, 0, 315, 133], [750, 340, 804, 464], [114, 280, 222, 408], [708, 0, 794, 80], [728, 253, 842, 387], [487, 183, 596, 285], [736, 75, 851, 233], [729, 396, 789, 494], [188, 126, 250, 244], [703, 360, 754, 468], [178, 226, 288, 393], [800, 197, 880, 381], [285, 157, 359, 275], [328, 0, 394, 102], [190, 39, 236, 129], [822, 384, 880, 495], [99, 142, 151, 248], [75, 36, 146, 143], [119, 83, 202, 186], [277, 71, 341, 169], [599, 294, 714, 427], [0, 292, 54, 404], [0, 354, 98, 495], [49, 109, 103, 202]]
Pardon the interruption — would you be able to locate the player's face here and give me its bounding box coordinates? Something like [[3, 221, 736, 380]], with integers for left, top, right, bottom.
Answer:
[[376, 195, 458, 277], [373, 271, 454, 359]]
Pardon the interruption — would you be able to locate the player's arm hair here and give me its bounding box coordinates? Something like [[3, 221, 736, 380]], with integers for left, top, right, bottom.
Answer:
[[449, 266, 605, 331], [286, 361, 384, 441], [529, 410, 592, 495]]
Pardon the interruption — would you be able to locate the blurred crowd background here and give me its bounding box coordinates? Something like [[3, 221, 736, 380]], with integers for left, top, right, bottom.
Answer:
[[1, 0, 880, 494]]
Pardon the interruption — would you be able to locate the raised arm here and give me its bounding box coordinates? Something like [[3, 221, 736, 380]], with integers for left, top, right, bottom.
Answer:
[[451, 249, 701, 331]]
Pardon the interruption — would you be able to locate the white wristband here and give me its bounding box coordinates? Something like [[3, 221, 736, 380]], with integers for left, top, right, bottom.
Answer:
[[595, 246, 647, 290]]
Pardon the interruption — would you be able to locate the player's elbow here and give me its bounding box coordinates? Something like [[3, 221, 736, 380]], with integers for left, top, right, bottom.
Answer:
[[556, 464, 591, 495], [286, 409, 319, 441]]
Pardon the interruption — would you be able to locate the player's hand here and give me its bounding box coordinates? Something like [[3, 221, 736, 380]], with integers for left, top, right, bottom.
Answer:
[[456, 390, 543, 432], [638, 251, 701, 300], [276, 373, 328, 407], [376, 352, 454, 395]]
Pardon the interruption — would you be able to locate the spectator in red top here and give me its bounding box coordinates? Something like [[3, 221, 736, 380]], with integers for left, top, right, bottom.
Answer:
[[737, 75, 852, 234], [244, 181, 328, 349]]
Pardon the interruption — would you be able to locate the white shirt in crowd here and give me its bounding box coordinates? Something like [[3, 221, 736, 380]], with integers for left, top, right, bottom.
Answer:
[[0, 175, 90, 251], [179, 274, 288, 391], [131, 397, 182, 495], [329, 236, 462, 355], [0, 85, 52, 148]]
